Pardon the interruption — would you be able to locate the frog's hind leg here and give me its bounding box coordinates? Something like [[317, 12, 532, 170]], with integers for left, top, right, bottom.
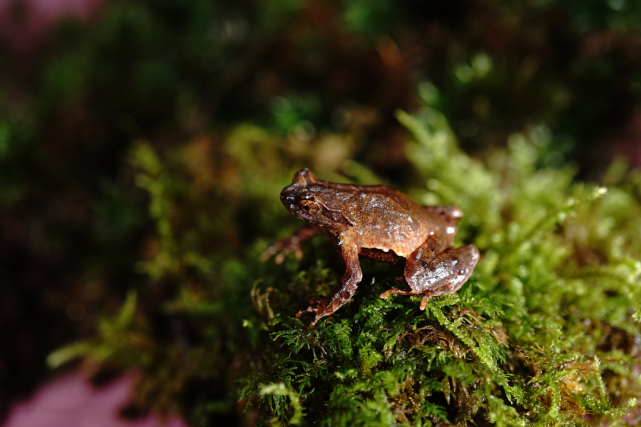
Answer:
[[410, 244, 479, 309], [380, 236, 444, 302], [381, 239, 479, 310]]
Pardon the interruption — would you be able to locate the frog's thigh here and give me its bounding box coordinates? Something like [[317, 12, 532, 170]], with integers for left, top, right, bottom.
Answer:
[[380, 236, 446, 299], [408, 244, 480, 305], [381, 243, 479, 309], [403, 236, 447, 283]]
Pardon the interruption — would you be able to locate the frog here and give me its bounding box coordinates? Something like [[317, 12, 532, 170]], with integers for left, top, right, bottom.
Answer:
[[264, 168, 480, 328]]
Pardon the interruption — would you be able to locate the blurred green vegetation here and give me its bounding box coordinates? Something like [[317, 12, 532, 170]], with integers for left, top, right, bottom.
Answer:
[[1, 0, 641, 425]]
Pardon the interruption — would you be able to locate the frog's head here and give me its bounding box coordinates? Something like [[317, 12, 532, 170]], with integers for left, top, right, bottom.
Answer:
[[280, 168, 339, 228]]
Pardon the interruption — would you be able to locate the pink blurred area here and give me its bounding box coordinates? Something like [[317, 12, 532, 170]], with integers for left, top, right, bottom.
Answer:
[[0, 0, 102, 54], [3, 370, 187, 427]]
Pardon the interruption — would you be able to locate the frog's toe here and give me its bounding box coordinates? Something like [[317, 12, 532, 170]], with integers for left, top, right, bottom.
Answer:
[[419, 294, 431, 310], [295, 307, 314, 318], [308, 316, 322, 329], [380, 288, 414, 299], [295, 297, 327, 319], [380, 290, 393, 299], [296, 307, 327, 329]]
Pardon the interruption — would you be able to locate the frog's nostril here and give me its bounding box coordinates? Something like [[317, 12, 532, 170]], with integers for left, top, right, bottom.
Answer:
[[281, 193, 296, 205]]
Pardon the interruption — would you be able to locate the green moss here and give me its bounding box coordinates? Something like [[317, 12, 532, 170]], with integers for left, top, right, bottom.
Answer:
[[238, 110, 641, 425], [50, 108, 641, 425]]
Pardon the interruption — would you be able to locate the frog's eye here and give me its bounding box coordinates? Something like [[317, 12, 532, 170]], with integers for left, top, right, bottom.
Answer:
[[299, 199, 319, 215]]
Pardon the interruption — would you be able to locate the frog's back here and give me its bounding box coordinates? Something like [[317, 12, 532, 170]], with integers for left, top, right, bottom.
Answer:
[[324, 185, 437, 257]]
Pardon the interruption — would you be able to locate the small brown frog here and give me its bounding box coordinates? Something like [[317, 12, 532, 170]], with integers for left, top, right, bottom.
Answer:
[[264, 168, 479, 328]]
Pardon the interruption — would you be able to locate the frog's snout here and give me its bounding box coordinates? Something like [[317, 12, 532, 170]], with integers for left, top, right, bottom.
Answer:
[[280, 189, 297, 207]]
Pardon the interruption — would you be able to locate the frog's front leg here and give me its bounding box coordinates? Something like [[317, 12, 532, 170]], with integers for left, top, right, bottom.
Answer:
[[296, 243, 362, 328], [380, 237, 479, 310], [261, 226, 318, 264]]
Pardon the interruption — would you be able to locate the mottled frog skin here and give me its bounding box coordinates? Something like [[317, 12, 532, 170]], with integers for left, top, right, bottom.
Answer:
[[265, 168, 480, 328]]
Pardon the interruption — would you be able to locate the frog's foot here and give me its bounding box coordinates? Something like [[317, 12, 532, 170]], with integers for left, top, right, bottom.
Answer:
[[380, 288, 436, 311], [380, 288, 417, 298], [295, 297, 328, 327], [296, 297, 327, 316], [420, 294, 431, 311], [296, 280, 360, 328]]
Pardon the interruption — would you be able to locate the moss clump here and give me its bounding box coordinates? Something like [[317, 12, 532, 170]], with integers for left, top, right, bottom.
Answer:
[[51, 109, 641, 426], [240, 111, 641, 425]]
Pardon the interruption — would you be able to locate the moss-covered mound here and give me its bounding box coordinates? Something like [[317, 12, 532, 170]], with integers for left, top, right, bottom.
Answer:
[[50, 109, 641, 426]]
